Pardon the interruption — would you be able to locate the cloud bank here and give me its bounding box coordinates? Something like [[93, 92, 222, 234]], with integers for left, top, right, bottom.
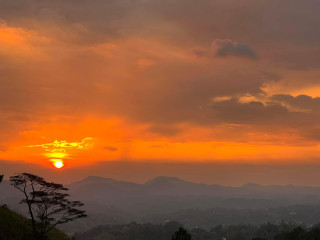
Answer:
[[0, 0, 320, 164]]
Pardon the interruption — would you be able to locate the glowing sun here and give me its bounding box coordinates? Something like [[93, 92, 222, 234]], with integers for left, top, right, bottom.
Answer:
[[53, 160, 64, 169]]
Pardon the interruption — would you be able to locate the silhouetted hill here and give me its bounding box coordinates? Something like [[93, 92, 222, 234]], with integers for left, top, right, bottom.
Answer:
[[0, 205, 70, 240]]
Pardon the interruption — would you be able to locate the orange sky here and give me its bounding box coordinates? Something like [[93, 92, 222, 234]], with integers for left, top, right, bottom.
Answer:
[[1, 0, 320, 184]]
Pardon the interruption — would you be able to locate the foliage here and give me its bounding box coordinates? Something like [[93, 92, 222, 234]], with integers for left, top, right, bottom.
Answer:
[[0, 204, 71, 240], [72, 220, 320, 240], [73, 221, 183, 240], [172, 227, 191, 240], [10, 173, 87, 240], [73, 221, 302, 240], [274, 226, 320, 240]]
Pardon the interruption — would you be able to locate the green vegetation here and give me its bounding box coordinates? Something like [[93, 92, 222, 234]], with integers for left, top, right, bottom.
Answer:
[[0, 205, 71, 240]]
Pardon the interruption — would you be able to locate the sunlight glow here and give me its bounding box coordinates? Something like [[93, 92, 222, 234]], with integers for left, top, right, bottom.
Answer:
[[23, 138, 94, 166], [53, 160, 64, 169], [26, 138, 94, 151]]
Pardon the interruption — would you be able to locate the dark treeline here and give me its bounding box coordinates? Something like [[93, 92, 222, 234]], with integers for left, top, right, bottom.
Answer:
[[73, 221, 320, 240], [60, 205, 320, 235]]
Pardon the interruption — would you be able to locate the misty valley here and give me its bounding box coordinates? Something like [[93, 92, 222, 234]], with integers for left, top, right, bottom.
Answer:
[[2, 175, 320, 239]]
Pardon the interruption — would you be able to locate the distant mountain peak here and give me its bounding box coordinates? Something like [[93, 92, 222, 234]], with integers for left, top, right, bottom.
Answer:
[[81, 176, 141, 185], [86, 176, 105, 180], [84, 176, 113, 181], [144, 176, 185, 185]]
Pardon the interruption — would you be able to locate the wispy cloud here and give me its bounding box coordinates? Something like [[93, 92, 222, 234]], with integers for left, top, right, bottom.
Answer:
[[24, 138, 94, 161]]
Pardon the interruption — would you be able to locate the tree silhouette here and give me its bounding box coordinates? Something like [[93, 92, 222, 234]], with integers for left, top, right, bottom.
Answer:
[[172, 227, 192, 240], [10, 173, 87, 240]]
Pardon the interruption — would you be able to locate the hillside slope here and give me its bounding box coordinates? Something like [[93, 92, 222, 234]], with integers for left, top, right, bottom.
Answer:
[[0, 205, 71, 240]]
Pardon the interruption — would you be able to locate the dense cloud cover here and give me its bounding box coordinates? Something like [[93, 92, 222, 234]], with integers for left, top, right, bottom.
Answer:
[[1, 0, 320, 165]]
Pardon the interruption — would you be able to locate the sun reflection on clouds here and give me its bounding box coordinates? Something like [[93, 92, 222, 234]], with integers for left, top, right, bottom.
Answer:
[[24, 137, 94, 166], [26, 137, 94, 151]]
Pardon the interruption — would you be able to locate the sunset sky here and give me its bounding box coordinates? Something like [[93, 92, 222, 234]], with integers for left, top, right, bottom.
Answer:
[[2, 0, 320, 185]]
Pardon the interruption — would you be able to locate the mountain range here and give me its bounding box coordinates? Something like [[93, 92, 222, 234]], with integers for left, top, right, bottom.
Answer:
[[2, 176, 320, 234], [68, 175, 320, 199]]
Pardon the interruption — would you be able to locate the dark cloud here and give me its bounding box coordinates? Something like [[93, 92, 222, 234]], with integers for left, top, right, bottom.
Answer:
[[193, 39, 257, 60], [104, 146, 118, 152], [271, 94, 320, 112], [0, 0, 319, 144], [0, 0, 320, 47], [194, 94, 320, 143], [211, 99, 289, 124], [213, 39, 257, 59]]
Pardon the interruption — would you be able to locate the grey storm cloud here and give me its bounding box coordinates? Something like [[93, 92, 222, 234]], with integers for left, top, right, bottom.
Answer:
[[212, 39, 257, 59]]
